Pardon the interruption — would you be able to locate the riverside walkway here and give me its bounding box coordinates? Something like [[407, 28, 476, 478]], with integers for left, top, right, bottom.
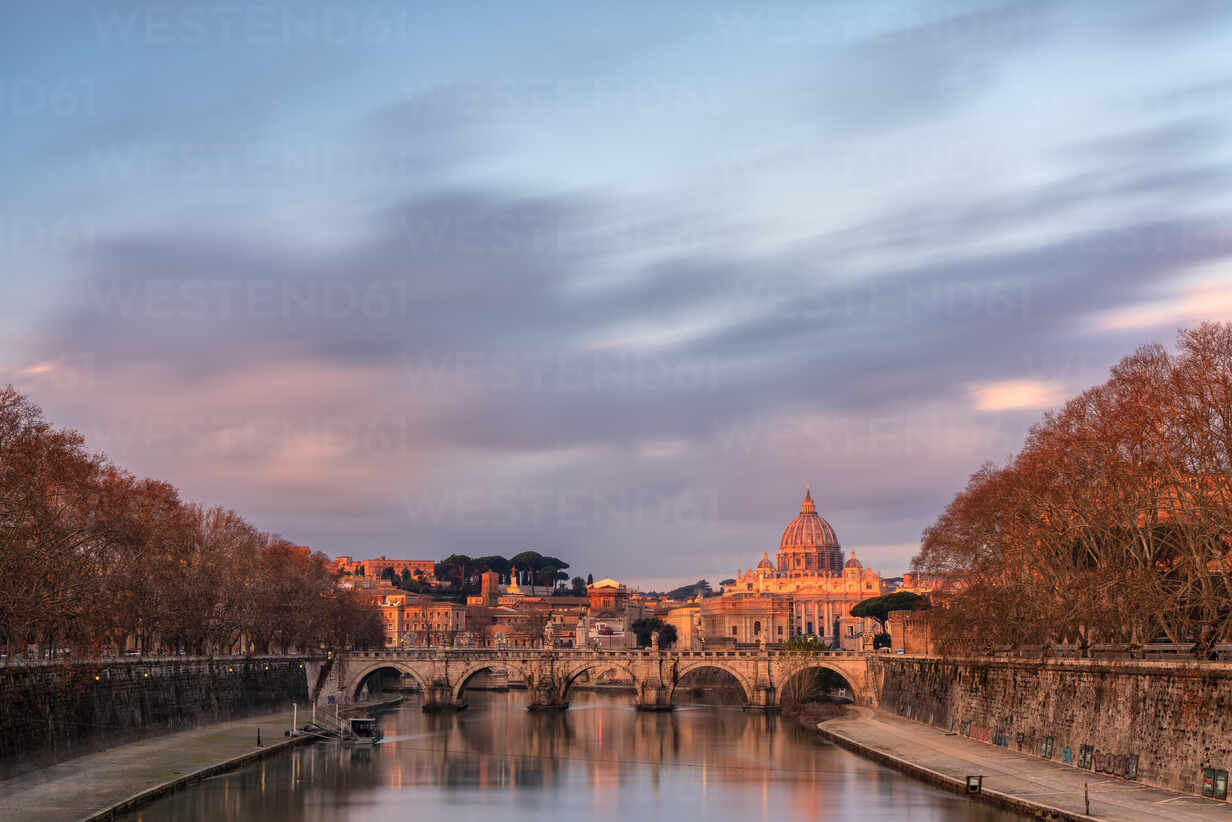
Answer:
[[0, 708, 299, 822], [820, 708, 1232, 822]]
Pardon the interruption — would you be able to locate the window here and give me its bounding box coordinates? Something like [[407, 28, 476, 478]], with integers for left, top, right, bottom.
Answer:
[[753, 621, 761, 635], [777, 626, 783, 636], [732, 625, 738, 636]]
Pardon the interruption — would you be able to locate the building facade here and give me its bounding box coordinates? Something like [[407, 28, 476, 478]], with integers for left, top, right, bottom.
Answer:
[[704, 489, 885, 646], [401, 598, 466, 646], [330, 555, 437, 583], [576, 578, 648, 649], [663, 603, 702, 650], [700, 593, 792, 645]]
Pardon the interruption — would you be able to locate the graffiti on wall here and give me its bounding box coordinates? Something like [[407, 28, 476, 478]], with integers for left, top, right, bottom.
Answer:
[[957, 722, 1137, 782], [968, 722, 992, 742], [1078, 745, 1094, 770], [1202, 768, 1229, 800], [1091, 750, 1139, 780], [1039, 736, 1054, 759]]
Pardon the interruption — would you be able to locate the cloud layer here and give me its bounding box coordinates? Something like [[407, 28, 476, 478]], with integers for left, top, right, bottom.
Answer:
[[6, 1, 1232, 586]]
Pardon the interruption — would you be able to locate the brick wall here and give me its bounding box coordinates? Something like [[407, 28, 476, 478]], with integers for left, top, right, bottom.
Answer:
[[0, 657, 309, 775], [874, 655, 1232, 798]]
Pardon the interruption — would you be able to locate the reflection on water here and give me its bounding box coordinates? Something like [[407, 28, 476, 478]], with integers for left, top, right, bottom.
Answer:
[[128, 691, 1020, 821]]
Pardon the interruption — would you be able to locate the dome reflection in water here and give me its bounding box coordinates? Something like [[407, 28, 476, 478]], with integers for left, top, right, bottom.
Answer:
[[127, 691, 1019, 822]]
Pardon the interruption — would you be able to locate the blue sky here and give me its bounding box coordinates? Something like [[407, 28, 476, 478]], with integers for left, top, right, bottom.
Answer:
[[4, 1, 1232, 588]]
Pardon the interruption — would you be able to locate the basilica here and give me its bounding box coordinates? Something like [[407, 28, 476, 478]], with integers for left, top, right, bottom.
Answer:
[[698, 488, 885, 648]]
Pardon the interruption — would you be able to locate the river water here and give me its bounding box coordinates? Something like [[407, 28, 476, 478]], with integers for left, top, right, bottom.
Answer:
[[124, 690, 1021, 821]]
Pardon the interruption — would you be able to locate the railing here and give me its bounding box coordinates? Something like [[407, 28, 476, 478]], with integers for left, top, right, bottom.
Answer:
[[0, 652, 317, 668], [976, 643, 1232, 661], [345, 646, 870, 659]]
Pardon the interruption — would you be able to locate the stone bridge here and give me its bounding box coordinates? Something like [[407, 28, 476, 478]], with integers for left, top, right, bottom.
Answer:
[[309, 648, 876, 711]]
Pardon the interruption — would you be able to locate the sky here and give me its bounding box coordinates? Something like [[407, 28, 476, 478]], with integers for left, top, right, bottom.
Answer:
[[4, 1, 1232, 590]]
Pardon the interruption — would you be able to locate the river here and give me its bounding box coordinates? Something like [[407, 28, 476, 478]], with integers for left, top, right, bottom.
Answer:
[[123, 690, 1022, 821]]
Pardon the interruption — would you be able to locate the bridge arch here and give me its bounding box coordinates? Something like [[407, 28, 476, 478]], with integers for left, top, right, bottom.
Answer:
[[558, 659, 642, 702], [451, 658, 536, 704], [348, 661, 430, 701], [669, 662, 755, 705], [774, 659, 869, 706]]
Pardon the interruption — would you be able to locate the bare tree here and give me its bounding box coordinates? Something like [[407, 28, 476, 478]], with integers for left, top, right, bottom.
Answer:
[[0, 384, 382, 661], [914, 324, 1232, 656]]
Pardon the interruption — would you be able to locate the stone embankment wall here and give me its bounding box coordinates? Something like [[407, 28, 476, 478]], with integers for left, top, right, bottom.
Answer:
[[873, 655, 1232, 798], [0, 657, 309, 774]]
